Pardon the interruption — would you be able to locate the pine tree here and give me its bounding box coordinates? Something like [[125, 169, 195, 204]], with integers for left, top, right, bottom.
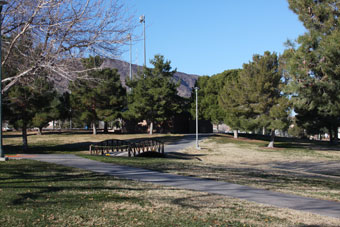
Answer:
[[285, 0, 340, 143], [58, 92, 72, 128], [189, 76, 210, 121], [127, 55, 181, 134], [70, 56, 127, 134], [70, 78, 99, 134], [219, 69, 246, 138], [190, 70, 239, 131], [5, 77, 56, 150], [208, 70, 239, 126], [220, 52, 290, 146], [95, 68, 127, 133]]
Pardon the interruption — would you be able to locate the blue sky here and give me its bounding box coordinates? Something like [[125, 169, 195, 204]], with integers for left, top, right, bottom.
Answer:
[[122, 0, 306, 76]]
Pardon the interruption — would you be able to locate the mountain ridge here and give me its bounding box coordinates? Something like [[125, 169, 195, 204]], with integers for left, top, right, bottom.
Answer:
[[101, 58, 198, 98]]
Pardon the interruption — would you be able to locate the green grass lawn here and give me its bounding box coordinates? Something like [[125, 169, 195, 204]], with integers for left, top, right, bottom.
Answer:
[[2, 131, 340, 225], [82, 134, 340, 202], [2, 159, 340, 226], [3, 131, 185, 154]]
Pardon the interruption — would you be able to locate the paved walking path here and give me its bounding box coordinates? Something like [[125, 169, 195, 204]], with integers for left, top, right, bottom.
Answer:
[[165, 134, 211, 153], [10, 135, 340, 219]]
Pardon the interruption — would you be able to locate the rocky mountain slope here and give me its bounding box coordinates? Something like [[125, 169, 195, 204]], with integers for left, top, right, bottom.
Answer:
[[101, 58, 198, 98]]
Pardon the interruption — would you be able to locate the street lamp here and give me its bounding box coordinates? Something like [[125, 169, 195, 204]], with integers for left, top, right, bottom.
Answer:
[[139, 15, 146, 67], [0, 1, 8, 161], [195, 87, 200, 150]]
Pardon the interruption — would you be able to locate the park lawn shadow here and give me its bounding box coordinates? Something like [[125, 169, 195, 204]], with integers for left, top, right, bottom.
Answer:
[[0, 160, 185, 211], [274, 139, 340, 151], [3, 133, 190, 155], [165, 151, 206, 160], [3, 141, 93, 154], [219, 132, 340, 151], [127, 135, 191, 145], [3, 130, 91, 137]]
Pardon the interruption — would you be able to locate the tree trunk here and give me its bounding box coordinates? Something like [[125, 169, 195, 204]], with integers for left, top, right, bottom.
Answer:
[[216, 124, 219, 133], [103, 122, 108, 134], [233, 130, 238, 139], [22, 124, 28, 152], [52, 120, 55, 130], [262, 127, 266, 135], [37, 127, 43, 135], [92, 123, 97, 135], [329, 127, 333, 144], [333, 127, 338, 145], [267, 129, 275, 148], [149, 122, 153, 135]]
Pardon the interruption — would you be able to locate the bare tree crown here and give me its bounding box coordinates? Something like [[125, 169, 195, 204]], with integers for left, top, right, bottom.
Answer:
[[2, 0, 135, 91]]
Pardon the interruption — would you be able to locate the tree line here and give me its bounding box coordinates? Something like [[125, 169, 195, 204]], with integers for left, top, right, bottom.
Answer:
[[4, 55, 185, 151], [3, 0, 340, 150], [192, 52, 290, 148], [192, 0, 340, 146]]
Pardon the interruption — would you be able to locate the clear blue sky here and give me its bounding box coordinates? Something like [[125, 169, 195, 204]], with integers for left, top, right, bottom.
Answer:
[[122, 0, 306, 76]]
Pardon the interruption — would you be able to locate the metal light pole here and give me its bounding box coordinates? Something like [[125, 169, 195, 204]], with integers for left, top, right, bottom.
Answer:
[[0, 1, 8, 161], [139, 15, 146, 67], [128, 34, 132, 81], [126, 33, 132, 86], [195, 87, 200, 150]]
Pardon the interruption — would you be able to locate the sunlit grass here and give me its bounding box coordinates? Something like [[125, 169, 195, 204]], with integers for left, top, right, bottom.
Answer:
[[3, 131, 340, 224], [1, 159, 340, 226], [84, 134, 340, 202], [3, 131, 185, 154]]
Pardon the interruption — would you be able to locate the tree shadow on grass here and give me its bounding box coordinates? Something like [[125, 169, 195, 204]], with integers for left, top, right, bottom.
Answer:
[[127, 135, 196, 145], [4, 141, 94, 154], [219, 133, 340, 151], [0, 160, 184, 208], [3, 134, 197, 155], [165, 152, 206, 160], [274, 140, 340, 151]]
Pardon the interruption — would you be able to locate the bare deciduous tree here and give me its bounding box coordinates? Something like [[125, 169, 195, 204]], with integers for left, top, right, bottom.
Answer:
[[2, 0, 135, 91]]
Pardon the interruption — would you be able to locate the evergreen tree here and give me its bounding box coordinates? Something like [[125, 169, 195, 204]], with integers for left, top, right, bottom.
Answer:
[[127, 55, 181, 134], [5, 77, 56, 150], [95, 68, 127, 133], [70, 56, 126, 134], [190, 76, 210, 121], [284, 0, 340, 143], [70, 56, 102, 134], [190, 70, 239, 131], [70, 78, 99, 134], [58, 92, 72, 128], [219, 69, 245, 138], [220, 52, 290, 146]]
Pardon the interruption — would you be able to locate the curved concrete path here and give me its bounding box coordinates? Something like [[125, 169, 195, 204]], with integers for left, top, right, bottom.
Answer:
[[10, 135, 340, 219], [165, 134, 212, 153]]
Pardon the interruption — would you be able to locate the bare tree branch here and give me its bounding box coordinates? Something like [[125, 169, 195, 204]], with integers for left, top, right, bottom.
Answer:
[[2, 0, 136, 91]]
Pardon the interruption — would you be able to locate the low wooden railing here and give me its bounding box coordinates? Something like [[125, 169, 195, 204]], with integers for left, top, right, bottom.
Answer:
[[89, 139, 131, 156], [89, 139, 165, 157], [128, 139, 164, 157]]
